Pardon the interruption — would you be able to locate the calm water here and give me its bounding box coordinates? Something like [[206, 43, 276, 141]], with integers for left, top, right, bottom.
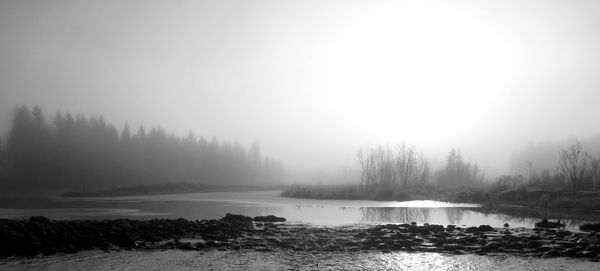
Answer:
[[1, 190, 600, 229], [2, 190, 600, 270]]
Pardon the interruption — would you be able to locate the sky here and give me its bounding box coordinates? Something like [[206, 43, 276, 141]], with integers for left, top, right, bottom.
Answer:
[[1, 0, 600, 179]]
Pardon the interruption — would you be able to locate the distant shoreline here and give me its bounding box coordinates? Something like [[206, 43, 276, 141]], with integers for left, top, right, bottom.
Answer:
[[280, 184, 600, 212], [61, 182, 284, 197]]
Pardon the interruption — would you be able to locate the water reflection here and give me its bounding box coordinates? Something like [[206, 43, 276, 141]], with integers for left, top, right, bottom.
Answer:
[[358, 207, 483, 226], [444, 207, 464, 225], [360, 207, 430, 224], [356, 205, 600, 230]]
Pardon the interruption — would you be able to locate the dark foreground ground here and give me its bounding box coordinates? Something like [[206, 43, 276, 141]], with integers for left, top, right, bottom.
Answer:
[[2, 214, 600, 261]]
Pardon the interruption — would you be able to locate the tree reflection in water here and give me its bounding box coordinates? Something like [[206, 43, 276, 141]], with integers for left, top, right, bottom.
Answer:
[[360, 207, 430, 223], [444, 207, 465, 225], [358, 205, 600, 228]]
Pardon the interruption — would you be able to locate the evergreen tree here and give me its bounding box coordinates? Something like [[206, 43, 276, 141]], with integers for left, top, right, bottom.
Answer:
[[1, 106, 286, 192], [436, 148, 483, 186]]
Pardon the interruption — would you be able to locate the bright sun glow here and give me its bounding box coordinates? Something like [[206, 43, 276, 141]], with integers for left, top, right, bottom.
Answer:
[[291, 3, 518, 144]]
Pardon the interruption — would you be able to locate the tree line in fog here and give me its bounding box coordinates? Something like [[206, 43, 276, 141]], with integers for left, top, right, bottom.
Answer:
[[499, 140, 600, 191], [356, 144, 483, 189], [0, 106, 284, 192], [510, 136, 600, 176], [357, 139, 600, 192]]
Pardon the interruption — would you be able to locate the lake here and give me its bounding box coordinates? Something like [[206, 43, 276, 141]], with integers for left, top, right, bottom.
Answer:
[[1, 190, 600, 270]]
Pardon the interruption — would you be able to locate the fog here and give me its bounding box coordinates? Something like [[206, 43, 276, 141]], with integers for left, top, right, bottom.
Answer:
[[1, 0, 600, 181]]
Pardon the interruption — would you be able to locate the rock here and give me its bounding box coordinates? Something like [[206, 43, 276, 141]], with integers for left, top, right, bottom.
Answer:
[[542, 250, 561, 258], [408, 224, 445, 234], [255, 247, 274, 252], [264, 222, 278, 228], [441, 243, 465, 254], [178, 242, 195, 250], [465, 227, 478, 233], [442, 243, 464, 251], [475, 248, 488, 255], [580, 223, 600, 232], [29, 216, 51, 224], [534, 219, 565, 229], [474, 225, 494, 232], [348, 246, 360, 252], [577, 251, 598, 258], [253, 215, 286, 223], [381, 224, 401, 230], [65, 245, 78, 254], [564, 248, 580, 257], [221, 213, 253, 223], [526, 240, 542, 248], [205, 240, 218, 247], [501, 234, 519, 242], [504, 223, 509, 228], [576, 238, 590, 246], [538, 246, 552, 252], [588, 245, 600, 253]]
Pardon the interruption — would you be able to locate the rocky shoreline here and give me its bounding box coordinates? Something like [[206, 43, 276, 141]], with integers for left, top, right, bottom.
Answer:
[[1, 214, 600, 261]]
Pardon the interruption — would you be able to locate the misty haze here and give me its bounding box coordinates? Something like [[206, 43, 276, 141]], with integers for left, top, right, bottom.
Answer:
[[1, 0, 600, 270]]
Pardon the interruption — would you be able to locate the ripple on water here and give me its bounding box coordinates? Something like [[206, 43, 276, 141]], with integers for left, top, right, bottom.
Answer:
[[1, 250, 598, 271]]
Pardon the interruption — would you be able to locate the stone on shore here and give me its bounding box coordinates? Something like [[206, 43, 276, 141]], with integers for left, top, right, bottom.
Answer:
[[253, 215, 286, 222], [534, 219, 565, 229], [580, 223, 600, 232], [221, 213, 253, 223], [1, 215, 599, 262]]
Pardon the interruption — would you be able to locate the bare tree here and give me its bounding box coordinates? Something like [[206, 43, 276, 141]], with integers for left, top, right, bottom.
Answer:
[[558, 142, 594, 190], [416, 154, 430, 186], [395, 142, 417, 188], [590, 156, 600, 190], [357, 143, 429, 188], [357, 148, 367, 185]]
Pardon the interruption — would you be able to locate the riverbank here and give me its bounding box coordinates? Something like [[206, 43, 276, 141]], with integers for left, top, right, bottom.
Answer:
[[61, 183, 283, 197], [2, 215, 600, 261], [281, 184, 493, 204], [281, 184, 600, 211]]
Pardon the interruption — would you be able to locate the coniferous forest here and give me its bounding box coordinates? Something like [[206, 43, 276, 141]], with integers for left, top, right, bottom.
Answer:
[[0, 106, 284, 192]]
